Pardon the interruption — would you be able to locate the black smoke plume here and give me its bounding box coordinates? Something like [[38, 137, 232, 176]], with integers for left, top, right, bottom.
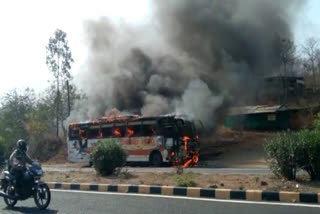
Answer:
[[70, 0, 305, 130]]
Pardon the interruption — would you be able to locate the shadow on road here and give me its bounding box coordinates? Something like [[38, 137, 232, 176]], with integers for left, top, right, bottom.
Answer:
[[3, 206, 58, 214]]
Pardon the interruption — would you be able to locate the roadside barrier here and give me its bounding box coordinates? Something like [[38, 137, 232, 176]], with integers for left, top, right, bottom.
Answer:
[[47, 182, 320, 204]]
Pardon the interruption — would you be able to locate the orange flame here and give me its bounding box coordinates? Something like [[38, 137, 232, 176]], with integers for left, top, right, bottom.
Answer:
[[182, 159, 193, 168], [69, 122, 77, 127], [182, 136, 190, 151], [127, 128, 134, 137], [113, 128, 121, 137], [192, 155, 199, 164], [182, 155, 199, 168]]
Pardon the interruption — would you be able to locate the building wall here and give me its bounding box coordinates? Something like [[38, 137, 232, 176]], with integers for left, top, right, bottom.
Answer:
[[224, 111, 291, 130]]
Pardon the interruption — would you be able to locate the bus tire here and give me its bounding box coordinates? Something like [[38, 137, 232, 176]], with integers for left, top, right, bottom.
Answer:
[[149, 151, 163, 167]]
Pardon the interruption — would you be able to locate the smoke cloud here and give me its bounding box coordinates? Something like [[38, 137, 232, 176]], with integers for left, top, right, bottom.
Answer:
[[70, 0, 305, 130]]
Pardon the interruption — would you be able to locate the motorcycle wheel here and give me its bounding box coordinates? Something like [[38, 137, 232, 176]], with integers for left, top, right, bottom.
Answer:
[[34, 182, 51, 210], [3, 184, 17, 208]]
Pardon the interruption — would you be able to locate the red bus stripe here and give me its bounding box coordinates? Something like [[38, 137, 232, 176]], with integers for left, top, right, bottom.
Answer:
[[127, 150, 152, 156]]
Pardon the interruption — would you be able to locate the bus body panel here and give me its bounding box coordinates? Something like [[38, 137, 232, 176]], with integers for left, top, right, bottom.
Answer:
[[67, 136, 169, 163]]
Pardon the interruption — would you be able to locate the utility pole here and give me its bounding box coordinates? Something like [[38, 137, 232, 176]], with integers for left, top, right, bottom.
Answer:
[[67, 80, 71, 116], [56, 51, 60, 137]]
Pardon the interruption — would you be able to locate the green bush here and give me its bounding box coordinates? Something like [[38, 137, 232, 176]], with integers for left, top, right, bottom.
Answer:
[[0, 136, 7, 168], [314, 113, 320, 130], [90, 140, 127, 176], [297, 130, 320, 180], [175, 172, 197, 187], [264, 130, 320, 181], [264, 131, 300, 180]]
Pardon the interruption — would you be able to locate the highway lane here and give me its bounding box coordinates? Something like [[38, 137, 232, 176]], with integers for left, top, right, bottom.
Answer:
[[0, 190, 319, 214]]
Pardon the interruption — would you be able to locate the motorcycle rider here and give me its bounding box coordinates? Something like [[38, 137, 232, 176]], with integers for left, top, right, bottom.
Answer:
[[8, 139, 33, 192]]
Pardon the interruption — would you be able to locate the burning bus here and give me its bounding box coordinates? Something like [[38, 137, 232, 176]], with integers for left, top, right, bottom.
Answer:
[[67, 114, 200, 167]]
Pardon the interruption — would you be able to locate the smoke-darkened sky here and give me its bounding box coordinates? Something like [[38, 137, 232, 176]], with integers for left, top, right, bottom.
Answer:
[[0, 0, 316, 99], [68, 0, 307, 128]]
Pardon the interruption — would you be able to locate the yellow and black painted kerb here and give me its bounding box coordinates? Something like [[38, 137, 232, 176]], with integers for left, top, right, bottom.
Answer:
[[47, 182, 320, 204]]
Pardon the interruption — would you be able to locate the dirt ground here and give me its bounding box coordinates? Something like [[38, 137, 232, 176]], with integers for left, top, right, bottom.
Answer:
[[199, 127, 273, 168], [41, 128, 320, 192], [43, 169, 320, 193]]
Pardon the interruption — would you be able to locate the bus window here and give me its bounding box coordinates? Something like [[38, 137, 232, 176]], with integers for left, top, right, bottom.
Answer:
[[179, 122, 195, 137], [141, 124, 157, 136], [87, 127, 101, 139], [69, 127, 79, 140], [101, 124, 112, 138], [126, 123, 141, 137], [159, 124, 177, 138], [79, 128, 88, 140]]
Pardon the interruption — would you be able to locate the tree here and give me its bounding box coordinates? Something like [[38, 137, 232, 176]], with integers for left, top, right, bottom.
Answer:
[[280, 38, 296, 103], [46, 29, 74, 137], [0, 88, 36, 152], [0, 136, 7, 166], [25, 88, 56, 143], [302, 37, 319, 91]]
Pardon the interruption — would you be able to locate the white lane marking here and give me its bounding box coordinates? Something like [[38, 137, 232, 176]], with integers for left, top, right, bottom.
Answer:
[[51, 189, 320, 208]]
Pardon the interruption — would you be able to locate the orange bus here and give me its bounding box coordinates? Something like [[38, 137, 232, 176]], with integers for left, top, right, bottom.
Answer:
[[67, 114, 200, 167]]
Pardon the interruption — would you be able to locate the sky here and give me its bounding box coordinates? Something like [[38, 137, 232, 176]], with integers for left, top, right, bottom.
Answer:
[[0, 0, 153, 97], [295, 0, 320, 46], [0, 0, 319, 97]]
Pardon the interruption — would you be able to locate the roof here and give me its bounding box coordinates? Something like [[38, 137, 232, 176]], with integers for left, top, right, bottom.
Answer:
[[228, 105, 285, 115], [69, 114, 192, 126], [228, 103, 320, 115], [264, 75, 304, 80]]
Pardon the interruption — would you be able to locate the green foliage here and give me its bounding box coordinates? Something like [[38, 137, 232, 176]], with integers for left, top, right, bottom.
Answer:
[[175, 172, 197, 187], [265, 130, 320, 181], [90, 140, 127, 176], [0, 136, 8, 166], [264, 131, 299, 180], [297, 130, 320, 180], [0, 89, 36, 150], [0, 88, 66, 162], [314, 112, 320, 130]]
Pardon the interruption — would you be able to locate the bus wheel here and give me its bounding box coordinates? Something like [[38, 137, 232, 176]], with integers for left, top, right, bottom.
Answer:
[[149, 152, 163, 167]]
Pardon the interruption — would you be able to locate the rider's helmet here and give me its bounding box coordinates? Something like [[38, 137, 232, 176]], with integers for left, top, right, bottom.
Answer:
[[16, 139, 28, 153]]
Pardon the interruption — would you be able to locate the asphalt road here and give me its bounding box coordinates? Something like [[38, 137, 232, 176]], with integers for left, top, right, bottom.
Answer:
[[0, 190, 319, 214]]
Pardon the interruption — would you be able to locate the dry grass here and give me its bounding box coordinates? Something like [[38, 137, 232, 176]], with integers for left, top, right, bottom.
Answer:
[[43, 170, 320, 193]]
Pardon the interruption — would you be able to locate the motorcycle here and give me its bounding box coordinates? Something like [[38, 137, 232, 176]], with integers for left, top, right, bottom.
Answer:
[[0, 161, 51, 210]]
